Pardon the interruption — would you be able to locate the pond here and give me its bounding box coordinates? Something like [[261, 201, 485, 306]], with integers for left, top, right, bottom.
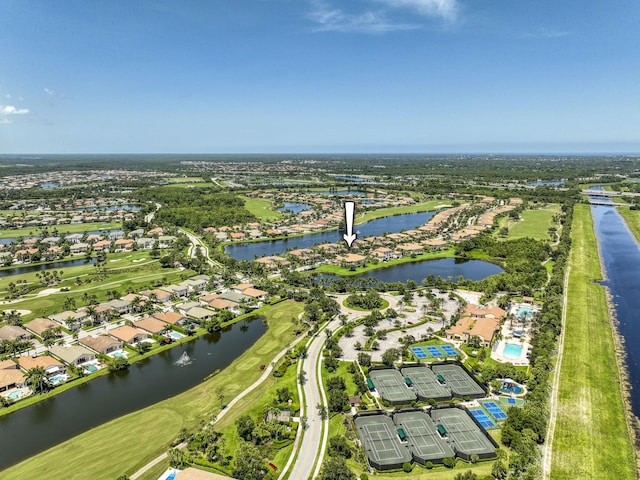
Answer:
[[0, 317, 267, 470], [0, 258, 96, 278], [225, 210, 439, 260], [277, 202, 312, 214], [319, 257, 503, 284]]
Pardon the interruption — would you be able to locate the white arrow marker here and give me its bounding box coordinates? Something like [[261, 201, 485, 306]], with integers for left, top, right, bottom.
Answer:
[[343, 201, 357, 248]]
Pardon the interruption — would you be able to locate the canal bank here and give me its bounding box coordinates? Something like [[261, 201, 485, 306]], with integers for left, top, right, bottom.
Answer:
[[0, 300, 304, 479]]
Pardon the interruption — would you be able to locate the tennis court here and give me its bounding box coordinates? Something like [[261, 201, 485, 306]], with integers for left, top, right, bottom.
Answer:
[[354, 415, 412, 469], [482, 401, 508, 420], [401, 366, 451, 401], [440, 345, 458, 356], [411, 347, 428, 359], [469, 408, 496, 429], [394, 411, 454, 463], [431, 364, 485, 397], [369, 369, 416, 404], [431, 408, 496, 458], [425, 346, 444, 357]]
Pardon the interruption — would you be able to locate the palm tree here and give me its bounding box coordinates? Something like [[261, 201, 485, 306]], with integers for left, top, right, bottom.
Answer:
[[26, 367, 50, 394]]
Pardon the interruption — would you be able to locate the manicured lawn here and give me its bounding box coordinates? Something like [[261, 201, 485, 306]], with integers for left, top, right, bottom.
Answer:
[[496, 205, 560, 241], [550, 204, 635, 479], [0, 221, 121, 239], [356, 200, 448, 224], [314, 248, 456, 277], [166, 177, 205, 183], [1, 301, 304, 480], [241, 196, 283, 221]]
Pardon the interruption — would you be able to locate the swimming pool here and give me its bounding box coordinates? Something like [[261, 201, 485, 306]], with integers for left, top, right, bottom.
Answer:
[[167, 331, 183, 340], [49, 374, 67, 385], [112, 352, 127, 359], [7, 390, 21, 400], [517, 306, 533, 318], [503, 343, 523, 359], [85, 365, 98, 373]]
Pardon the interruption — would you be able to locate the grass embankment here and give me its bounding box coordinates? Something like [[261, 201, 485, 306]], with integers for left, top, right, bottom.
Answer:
[[0, 300, 304, 480], [0, 222, 121, 239], [550, 204, 635, 479], [241, 196, 283, 221], [314, 247, 456, 276], [496, 205, 560, 241], [355, 200, 449, 224], [618, 207, 640, 242]]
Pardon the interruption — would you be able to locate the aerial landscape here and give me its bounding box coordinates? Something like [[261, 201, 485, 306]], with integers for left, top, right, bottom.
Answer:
[[1, 1, 639, 480]]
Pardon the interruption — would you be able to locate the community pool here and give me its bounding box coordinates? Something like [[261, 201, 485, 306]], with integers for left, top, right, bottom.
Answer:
[[503, 343, 523, 359], [500, 382, 524, 395]]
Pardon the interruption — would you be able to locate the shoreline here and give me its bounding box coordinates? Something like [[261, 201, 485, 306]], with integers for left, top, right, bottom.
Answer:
[[591, 205, 640, 475]]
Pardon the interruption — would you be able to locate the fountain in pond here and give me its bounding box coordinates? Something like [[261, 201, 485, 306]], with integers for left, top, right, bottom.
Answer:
[[175, 351, 192, 366]]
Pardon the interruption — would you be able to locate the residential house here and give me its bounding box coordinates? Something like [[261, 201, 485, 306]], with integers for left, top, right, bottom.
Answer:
[[109, 326, 149, 344], [17, 355, 66, 376], [0, 325, 32, 341], [140, 289, 172, 303], [113, 238, 134, 252], [70, 242, 89, 254], [161, 284, 188, 298], [0, 369, 26, 393], [136, 237, 154, 249], [153, 311, 188, 326], [336, 253, 366, 268], [158, 235, 176, 247], [93, 240, 112, 252], [49, 310, 88, 330], [80, 336, 123, 355], [185, 306, 215, 321], [397, 243, 424, 256], [49, 345, 96, 366], [24, 317, 59, 338], [134, 316, 168, 335], [65, 233, 83, 244], [107, 299, 131, 315]]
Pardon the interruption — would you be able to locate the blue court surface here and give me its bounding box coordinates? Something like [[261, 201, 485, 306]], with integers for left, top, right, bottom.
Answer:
[[507, 398, 516, 405], [469, 409, 496, 429], [411, 347, 428, 359], [482, 401, 508, 420], [425, 346, 444, 357], [441, 345, 458, 356]]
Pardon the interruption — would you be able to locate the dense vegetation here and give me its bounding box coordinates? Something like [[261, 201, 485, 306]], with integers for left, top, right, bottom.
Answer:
[[136, 187, 256, 230]]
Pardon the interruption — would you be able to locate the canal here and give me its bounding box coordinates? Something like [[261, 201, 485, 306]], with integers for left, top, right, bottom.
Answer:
[[591, 204, 640, 416], [226, 210, 439, 260], [0, 318, 266, 470]]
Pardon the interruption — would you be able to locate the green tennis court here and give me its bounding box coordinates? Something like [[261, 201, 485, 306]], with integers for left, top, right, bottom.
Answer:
[[401, 366, 451, 401], [431, 364, 485, 397], [394, 411, 454, 463], [354, 415, 412, 469], [369, 369, 416, 404], [430, 408, 496, 459]]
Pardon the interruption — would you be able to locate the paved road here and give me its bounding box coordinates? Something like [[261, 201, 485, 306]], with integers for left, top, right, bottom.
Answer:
[[178, 228, 222, 269], [287, 318, 341, 480]]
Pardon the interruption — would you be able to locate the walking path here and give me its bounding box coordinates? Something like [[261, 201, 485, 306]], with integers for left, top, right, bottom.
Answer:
[[130, 333, 305, 479], [541, 266, 570, 479]]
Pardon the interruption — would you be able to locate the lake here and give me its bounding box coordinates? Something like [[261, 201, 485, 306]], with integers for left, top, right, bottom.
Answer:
[[0, 318, 266, 470], [278, 202, 312, 214], [591, 205, 640, 416], [0, 258, 96, 278], [226, 210, 439, 260], [319, 257, 503, 284]]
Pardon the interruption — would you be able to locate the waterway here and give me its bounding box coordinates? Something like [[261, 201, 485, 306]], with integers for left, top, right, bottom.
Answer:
[[225, 210, 439, 260], [591, 204, 640, 416], [277, 202, 312, 214], [0, 317, 266, 470], [0, 258, 96, 278], [319, 257, 503, 284]]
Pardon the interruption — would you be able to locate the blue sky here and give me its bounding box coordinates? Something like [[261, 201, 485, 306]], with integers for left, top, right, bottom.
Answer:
[[1, 0, 639, 154]]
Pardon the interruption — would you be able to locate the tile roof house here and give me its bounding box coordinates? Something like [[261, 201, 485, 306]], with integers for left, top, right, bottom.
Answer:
[[79, 336, 123, 354], [24, 317, 59, 337], [153, 311, 188, 326], [134, 316, 168, 334], [49, 345, 96, 366], [17, 355, 66, 375], [0, 369, 26, 392], [0, 325, 32, 341], [109, 326, 149, 344]]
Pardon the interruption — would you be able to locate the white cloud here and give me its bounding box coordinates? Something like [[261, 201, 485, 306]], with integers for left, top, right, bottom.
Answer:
[[44, 87, 55, 96], [309, 1, 417, 33], [1, 105, 30, 115], [0, 118, 11, 124], [374, 0, 458, 21]]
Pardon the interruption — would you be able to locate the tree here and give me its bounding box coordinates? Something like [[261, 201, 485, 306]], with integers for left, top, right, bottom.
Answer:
[[232, 441, 270, 480], [454, 471, 478, 480], [381, 348, 400, 367], [319, 456, 355, 480], [492, 460, 508, 480], [317, 403, 328, 420], [107, 356, 130, 372], [357, 352, 371, 367], [167, 448, 189, 468], [236, 415, 255, 441], [276, 387, 292, 404], [328, 435, 352, 458], [26, 367, 50, 394]]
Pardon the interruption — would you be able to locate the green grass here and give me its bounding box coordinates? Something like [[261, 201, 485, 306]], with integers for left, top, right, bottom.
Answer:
[[496, 205, 560, 241], [0, 222, 121, 239], [355, 200, 448, 224], [241, 196, 283, 221], [550, 204, 635, 479], [313, 247, 456, 277], [1, 300, 304, 480], [618, 207, 640, 243], [166, 177, 205, 183]]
